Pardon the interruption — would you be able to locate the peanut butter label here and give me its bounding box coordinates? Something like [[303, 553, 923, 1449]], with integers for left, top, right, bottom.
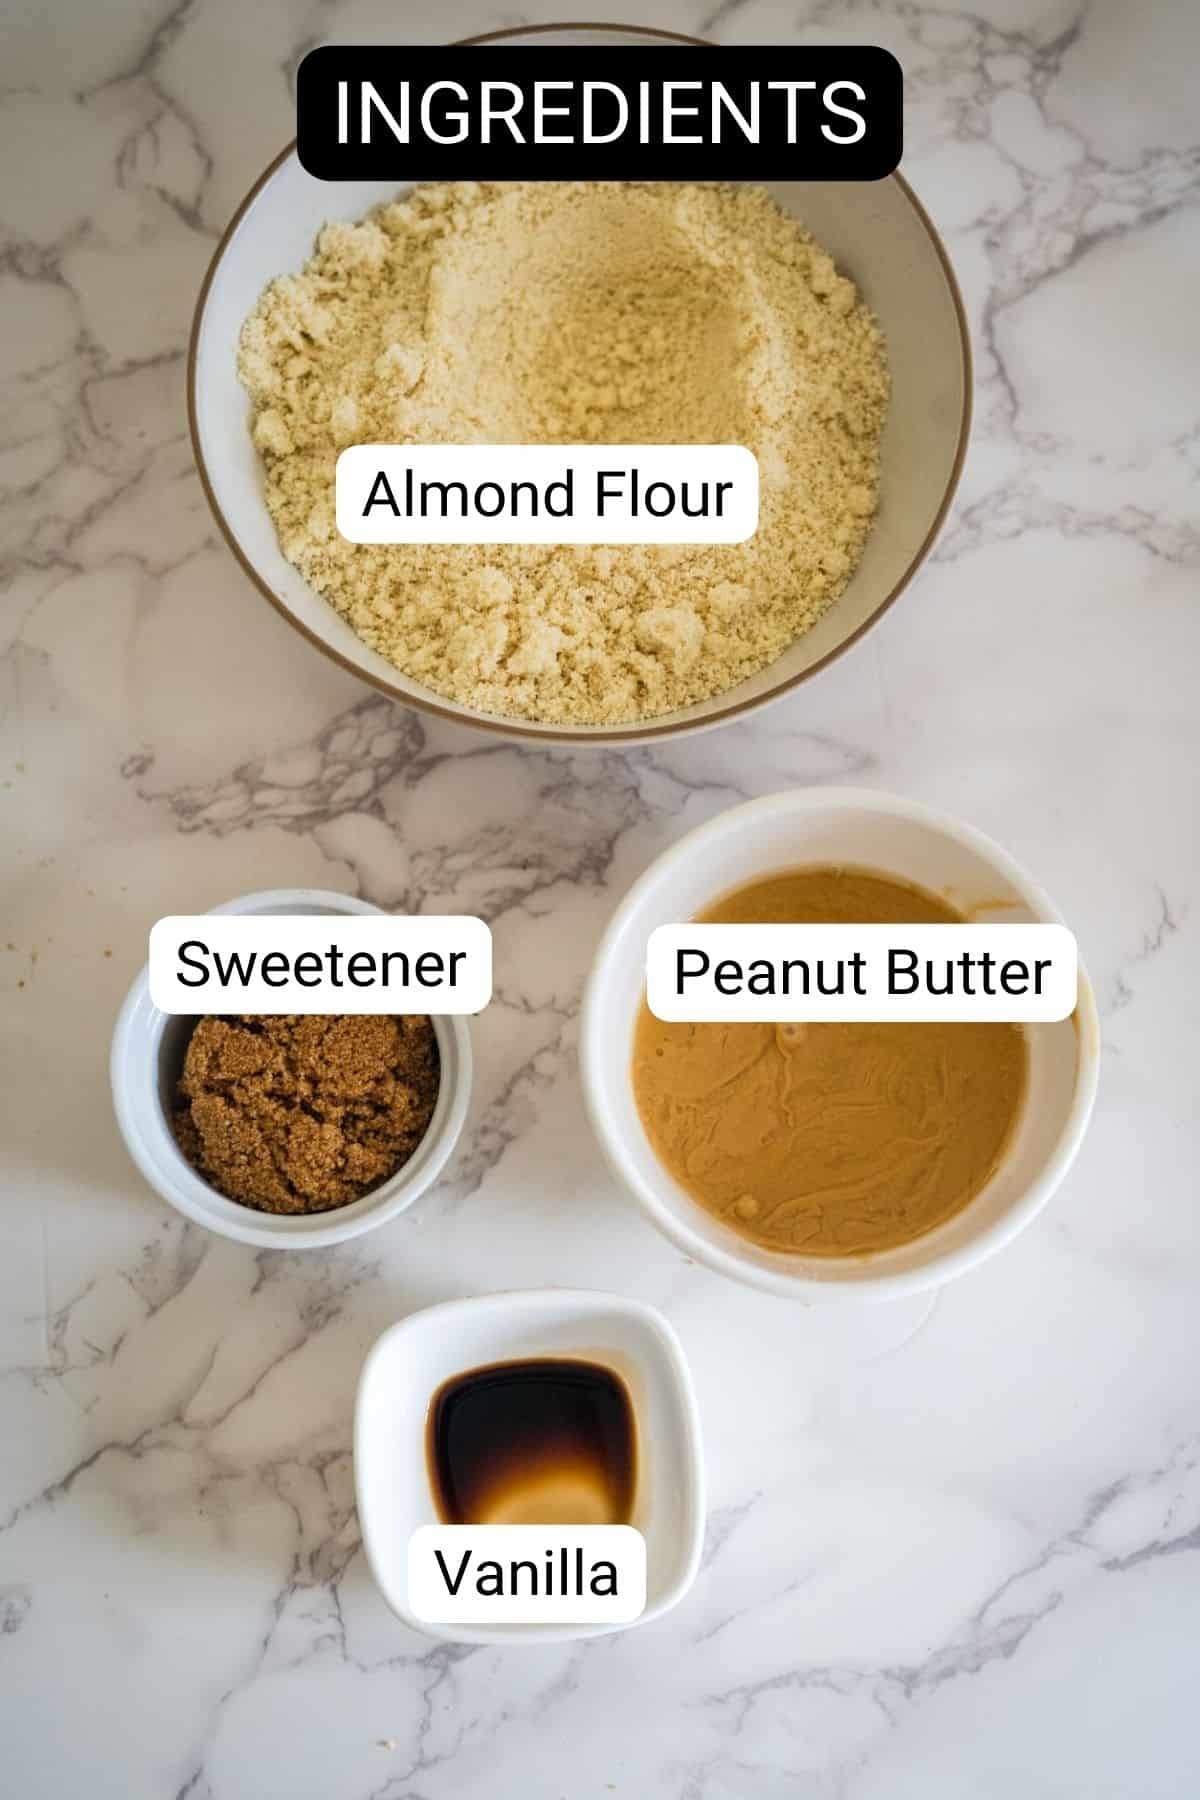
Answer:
[[646, 921, 1077, 1022]]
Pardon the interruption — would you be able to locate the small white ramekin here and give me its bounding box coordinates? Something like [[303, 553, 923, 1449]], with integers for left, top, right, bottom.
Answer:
[[354, 1289, 706, 1644], [110, 888, 472, 1249], [581, 789, 1100, 1302]]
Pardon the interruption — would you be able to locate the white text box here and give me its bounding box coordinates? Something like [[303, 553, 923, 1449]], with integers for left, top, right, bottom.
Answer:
[[408, 1525, 646, 1625], [149, 915, 491, 1015], [646, 923, 1077, 1022], [336, 444, 758, 543]]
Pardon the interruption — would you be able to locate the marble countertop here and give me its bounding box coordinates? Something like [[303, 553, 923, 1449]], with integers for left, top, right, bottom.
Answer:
[[2, 1, 1198, 1795]]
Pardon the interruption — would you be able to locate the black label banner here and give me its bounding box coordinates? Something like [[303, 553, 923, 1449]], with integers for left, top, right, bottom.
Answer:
[[296, 46, 902, 181]]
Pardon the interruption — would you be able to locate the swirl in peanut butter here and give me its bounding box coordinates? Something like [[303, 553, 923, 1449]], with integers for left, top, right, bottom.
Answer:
[[631, 868, 1027, 1256]]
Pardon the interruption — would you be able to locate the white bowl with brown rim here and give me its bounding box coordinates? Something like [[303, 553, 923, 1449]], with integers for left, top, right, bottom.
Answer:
[[188, 23, 971, 748], [580, 789, 1100, 1300]]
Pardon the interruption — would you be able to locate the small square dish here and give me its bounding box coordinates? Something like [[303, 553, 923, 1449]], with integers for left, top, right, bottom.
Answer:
[[354, 1289, 705, 1644]]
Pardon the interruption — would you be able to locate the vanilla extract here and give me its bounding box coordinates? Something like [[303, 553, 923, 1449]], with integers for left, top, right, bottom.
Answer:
[[427, 1358, 637, 1527]]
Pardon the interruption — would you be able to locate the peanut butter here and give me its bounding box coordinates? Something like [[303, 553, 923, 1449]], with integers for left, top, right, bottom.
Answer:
[[631, 868, 1027, 1256]]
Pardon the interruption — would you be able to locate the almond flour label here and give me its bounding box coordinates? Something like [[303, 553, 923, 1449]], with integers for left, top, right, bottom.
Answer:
[[337, 445, 759, 545]]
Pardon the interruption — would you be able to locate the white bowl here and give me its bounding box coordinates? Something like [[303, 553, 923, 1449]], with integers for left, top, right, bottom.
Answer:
[[581, 789, 1100, 1301], [354, 1289, 705, 1644], [188, 22, 970, 748], [110, 888, 472, 1250]]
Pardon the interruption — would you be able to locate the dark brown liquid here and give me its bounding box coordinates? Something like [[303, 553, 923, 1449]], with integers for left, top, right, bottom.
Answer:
[[427, 1358, 637, 1526]]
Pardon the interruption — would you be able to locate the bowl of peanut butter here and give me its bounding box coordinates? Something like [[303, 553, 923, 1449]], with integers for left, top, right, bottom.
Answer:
[[581, 789, 1099, 1300]]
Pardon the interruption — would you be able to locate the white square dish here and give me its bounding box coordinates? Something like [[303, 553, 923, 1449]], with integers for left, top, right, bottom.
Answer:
[[354, 1289, 705, 1644]]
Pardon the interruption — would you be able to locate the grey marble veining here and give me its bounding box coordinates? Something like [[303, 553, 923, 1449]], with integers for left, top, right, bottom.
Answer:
[[1, 2, 1199, 1795]]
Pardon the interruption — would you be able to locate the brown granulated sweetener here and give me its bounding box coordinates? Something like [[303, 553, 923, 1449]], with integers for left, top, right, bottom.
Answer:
[[173, 1014, 440, 1214]]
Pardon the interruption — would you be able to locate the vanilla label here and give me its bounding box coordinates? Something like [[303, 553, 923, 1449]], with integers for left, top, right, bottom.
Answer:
[[407, 1526, 646, 1626]]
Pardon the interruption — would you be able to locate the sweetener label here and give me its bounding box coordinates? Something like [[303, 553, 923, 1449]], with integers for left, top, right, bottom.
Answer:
[[646, 923, 1078, 1022], [408, 1525, 646, 1626], [149, 915, 492, 1015]]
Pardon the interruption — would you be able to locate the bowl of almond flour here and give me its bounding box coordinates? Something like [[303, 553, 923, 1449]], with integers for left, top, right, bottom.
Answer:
[[189, 27, 970, 745]]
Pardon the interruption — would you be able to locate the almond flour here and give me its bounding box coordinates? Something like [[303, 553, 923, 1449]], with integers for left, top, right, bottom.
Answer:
[[239, 182, 888, 727]]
